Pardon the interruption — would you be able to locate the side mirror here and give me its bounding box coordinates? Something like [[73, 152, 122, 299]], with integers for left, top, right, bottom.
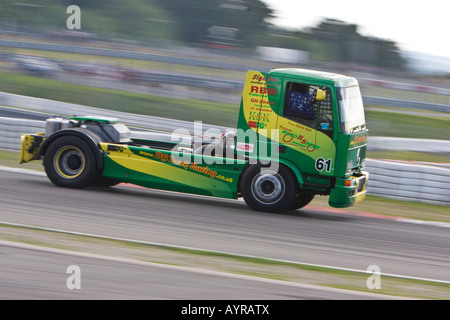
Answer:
[[316, 89, 326, 101]]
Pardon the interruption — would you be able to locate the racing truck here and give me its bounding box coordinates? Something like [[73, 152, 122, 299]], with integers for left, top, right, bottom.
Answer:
[[19, 68, 369, 213]]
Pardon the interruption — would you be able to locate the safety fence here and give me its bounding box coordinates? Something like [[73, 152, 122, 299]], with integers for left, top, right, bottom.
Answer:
[[0, 92, 228, 133], [1, 116, 448, 206], [0, 117, 45, 152]]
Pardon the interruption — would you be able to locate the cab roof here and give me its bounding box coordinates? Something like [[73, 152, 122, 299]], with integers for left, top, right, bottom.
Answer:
[[268, 68, 359, 87]]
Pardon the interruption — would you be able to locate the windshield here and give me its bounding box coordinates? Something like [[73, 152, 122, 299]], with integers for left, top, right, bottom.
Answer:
[[337, 86, 366, 134]]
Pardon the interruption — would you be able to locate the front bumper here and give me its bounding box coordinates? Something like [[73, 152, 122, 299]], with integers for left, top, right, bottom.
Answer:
[[328, 171, 369, 208], [19, 134, 45, 164]]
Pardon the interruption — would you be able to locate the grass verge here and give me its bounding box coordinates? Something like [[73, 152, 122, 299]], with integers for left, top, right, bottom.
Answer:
[[1, 223, 448, 299], [309, 195, 450, 224], [365, 109, 450, 140], [0, 71, 239, 127], [0, 150, 44, 171], [367, 150, 450, 164]]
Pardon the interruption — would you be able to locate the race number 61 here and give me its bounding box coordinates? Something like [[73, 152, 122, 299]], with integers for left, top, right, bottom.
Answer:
[[315, 157, 332, 172]]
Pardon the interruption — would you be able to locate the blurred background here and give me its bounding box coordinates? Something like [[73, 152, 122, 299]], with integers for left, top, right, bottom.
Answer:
[[0, 0, 448, 160], [0, 0, 449, 300]]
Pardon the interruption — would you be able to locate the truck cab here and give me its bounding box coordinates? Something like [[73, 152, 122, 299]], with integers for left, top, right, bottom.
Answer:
[[236, 69, 369, 208]]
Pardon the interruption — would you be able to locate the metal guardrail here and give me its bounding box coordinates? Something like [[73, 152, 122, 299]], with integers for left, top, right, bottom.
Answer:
[[0, 92, 229, 134], [0, 117, 45, 151], [0, 116, 208, 154], [362, 96, 450, 113], [1, 116, 449, 206]]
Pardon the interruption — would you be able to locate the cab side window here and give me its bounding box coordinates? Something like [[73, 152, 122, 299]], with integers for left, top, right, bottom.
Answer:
[[285, 83, 315, 122], [284, 82, 333, 135]]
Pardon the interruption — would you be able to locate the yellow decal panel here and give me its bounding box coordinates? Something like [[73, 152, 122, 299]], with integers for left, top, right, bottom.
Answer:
[[100, 143, 233, 189], [242, 71, 335, 160]]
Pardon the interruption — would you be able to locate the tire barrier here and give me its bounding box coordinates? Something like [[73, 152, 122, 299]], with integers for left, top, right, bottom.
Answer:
[[366, 158, 450, 206]]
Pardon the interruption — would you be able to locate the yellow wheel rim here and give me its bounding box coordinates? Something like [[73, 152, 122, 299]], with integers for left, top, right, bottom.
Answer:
[[54, 145, 86, 179]]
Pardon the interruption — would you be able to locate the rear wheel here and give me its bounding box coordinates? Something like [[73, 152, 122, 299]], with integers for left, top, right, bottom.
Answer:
[[44, 136, 98, 188], [241, 164, 297, 213]]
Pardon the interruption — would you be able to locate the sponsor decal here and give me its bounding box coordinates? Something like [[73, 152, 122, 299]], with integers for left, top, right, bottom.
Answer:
[[280, 128, 319, 152], [351, 135, 367, 145], [247, 121, 258, 128], [242, 71, 335, 163], [236, 142, 254, 152], [189, 162, 217, 179], [137, 150, 233, 182], [107, 144, 125, 152]]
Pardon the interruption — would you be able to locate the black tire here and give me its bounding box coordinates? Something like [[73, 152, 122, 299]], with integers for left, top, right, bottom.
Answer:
[[288, 192, 315, 210], [240, 164, 297, 213], [93, 176, 120, 187], [44, 136, 99, 188]]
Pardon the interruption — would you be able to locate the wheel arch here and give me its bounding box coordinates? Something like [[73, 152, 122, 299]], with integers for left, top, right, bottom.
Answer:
[[40, 128, 104, 170], [277, 158, 304, 188], [237, 159, 304, 195]]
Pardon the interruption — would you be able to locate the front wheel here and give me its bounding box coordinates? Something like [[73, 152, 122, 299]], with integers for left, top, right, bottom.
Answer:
[[288, 192, 315, 210], [240, 164, 297, 213], [44, 136, 99, 188], [93, 176, 120, 187]]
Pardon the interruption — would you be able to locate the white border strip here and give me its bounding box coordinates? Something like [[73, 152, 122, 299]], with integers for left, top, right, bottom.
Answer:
[[0, 239, 409, 300], [0, 220, 449, 285]]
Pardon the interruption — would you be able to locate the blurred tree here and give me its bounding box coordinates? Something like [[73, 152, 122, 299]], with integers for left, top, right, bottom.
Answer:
[[310, 18, 406, 70], [154, 0, 274, 48], [0, 0, 179, 43], [0, 1, 406, 70], [0, 0, 273, 47]]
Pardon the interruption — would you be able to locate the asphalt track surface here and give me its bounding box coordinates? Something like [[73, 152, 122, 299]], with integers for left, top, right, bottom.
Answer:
[[1, 241, 396, 300], [0, 166, 449, 298]]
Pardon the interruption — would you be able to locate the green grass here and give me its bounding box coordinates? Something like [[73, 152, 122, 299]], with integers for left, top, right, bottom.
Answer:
[[367, 150, 450, 163], [365, 109, 450, 139], [0, 150, 44, 171], [361, 85, 450, 105], [0, 71, 239, 127]]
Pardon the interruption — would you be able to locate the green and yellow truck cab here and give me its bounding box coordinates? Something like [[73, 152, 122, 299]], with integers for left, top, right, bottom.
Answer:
[[20, 68, 369, 213]]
